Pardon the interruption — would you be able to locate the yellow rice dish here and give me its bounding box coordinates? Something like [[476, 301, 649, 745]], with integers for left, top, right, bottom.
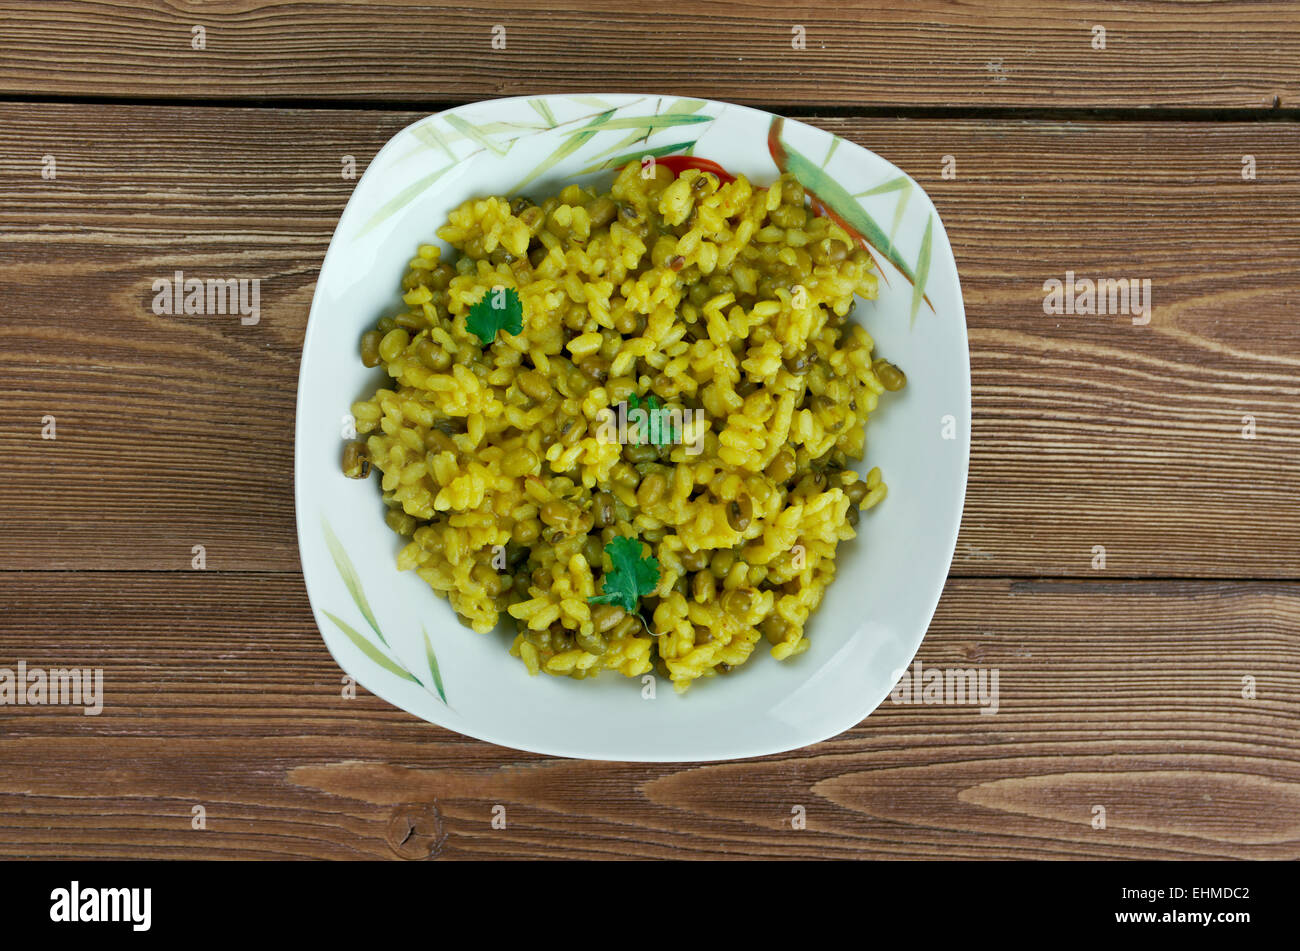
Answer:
[[344, 159, 904, 692]]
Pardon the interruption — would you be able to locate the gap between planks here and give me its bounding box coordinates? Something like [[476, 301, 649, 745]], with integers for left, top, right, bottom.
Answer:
[[1, 94, 1300, 124]]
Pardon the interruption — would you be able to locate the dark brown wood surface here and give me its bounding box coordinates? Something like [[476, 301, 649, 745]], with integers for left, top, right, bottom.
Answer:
[[1, 1, 1298, 109], [0, 2, 1297, 860]]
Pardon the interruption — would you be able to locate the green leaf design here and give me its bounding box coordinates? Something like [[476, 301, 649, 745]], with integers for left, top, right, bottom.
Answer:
[[421, 625, 448, 704], [447, 120, 531, 140], [854, 175, 910, 198], [911, 215, 934, 325], [358, 162, 457, 238], [580, 113, 712, 133], [583, 101, 711, 165], [865, 178, 915, 243], [322, 517, 385, 645], [768, 117, 935, 316], [510, 108, 616, 194], [407, 120, 538, 164], [773, 131, 905, 276], [517, 112, 711, 190], [411, 122, 458, 163], [528, 98, 557, 128], [822, 135, 842, 168], [889, 178, 914, 244], [586, 128, 657, 165], [319, 517, 449, 705], [577, 140, 695, 175], [664, 98, 706, 115], [369, 103, 714, 237], [852, 175, 914, 243], [323, 610, 421, 685], [445, 113, 512, 157]]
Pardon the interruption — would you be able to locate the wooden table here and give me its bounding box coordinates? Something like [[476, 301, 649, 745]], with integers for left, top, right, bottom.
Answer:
[[2, 1, 1298, 860]]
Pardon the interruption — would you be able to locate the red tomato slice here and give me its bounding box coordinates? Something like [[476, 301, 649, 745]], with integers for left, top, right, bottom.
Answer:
[[654, 155, 737, 184]]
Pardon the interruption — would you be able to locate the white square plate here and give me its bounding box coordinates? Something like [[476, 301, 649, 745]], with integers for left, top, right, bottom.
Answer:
[[295, 94, 969, 761]]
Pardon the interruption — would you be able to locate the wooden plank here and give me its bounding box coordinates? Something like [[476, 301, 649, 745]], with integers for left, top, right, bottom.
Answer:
[[0, 1, 1297, 109], [0, 572, 1295, 859], [2, 105, 1298, 575]]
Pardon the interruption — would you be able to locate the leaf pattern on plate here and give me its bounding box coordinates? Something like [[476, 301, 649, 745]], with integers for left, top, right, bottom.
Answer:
[[445, 113, 513, 157], [854, 174, 914, 245], [358, 163, 458, 238], [585, 99, 706, 164], [322, 516, 384, 643], [421, 625, 448, 704], [768, 116, 936, 318], [911, 214, 934, 325], [509, 108, 617, 194], [822, 135, 842, 168], [410, 122, 458, 163], [359, 97, 718, 236], [323, 610, 420, 684], [528, 98, 557, 128], [577, 139, 696, 175], [510, 108, 716, 194], [581, 113, 712, 133], [320, 516, 449, 704]]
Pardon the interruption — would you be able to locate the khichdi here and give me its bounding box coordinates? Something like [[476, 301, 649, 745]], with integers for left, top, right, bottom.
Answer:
[[343, 158, 904, 692]]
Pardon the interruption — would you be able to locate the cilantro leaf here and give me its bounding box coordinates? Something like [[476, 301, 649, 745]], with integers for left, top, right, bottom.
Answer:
[[588, 535, 661, 614], [626, 392, 677, 446], [466, 285, 523, 345]]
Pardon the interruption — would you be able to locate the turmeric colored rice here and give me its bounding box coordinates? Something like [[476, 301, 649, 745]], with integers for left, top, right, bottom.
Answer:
[[345, 160, 901, 692]]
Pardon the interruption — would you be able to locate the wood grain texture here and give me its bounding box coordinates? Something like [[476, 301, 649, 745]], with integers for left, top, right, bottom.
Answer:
[[0, 573, 1295, 859], [3, 0, 1300, 863], [1, 104, 1297, 576], [0, 1, 1297, 109]]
